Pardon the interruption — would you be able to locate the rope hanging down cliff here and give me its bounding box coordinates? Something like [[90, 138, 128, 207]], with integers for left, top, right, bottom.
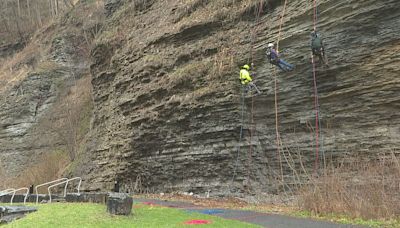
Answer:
[[272, 0, 289, 182], [276, 0, 288, 52], [247, 0, 265, 192], [311, 0, 325, 172], [229, 0, 264, 194], [229, 88, 246, 193]]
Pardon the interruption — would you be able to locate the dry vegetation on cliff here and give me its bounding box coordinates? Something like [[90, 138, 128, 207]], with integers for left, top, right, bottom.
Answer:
[[0, 1, 102, 188], [1, 0, 399, 225]]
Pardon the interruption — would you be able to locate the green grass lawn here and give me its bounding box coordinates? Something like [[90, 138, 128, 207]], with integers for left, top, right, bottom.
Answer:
[[5, 203, 261, 228]]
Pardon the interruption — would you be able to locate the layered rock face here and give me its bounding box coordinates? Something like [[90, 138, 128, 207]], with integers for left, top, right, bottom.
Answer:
[[0, 31, 88, 176], [82, 0, 400, 195], [0, 69, 65, 175]]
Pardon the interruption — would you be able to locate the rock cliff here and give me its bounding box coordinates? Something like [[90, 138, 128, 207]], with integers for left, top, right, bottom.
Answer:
[[0, 9, 92, 178], [79, 0, 400, 195]]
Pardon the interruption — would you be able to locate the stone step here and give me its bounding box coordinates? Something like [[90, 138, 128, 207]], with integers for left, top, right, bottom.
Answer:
[[0, 206, 37, 224]]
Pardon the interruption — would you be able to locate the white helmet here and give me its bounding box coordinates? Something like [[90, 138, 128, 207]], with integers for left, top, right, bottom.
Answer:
[[268, 43, 274, 48]]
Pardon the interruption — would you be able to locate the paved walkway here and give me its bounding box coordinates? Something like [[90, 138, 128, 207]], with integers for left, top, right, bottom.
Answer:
[[133, 198, 365, 228]]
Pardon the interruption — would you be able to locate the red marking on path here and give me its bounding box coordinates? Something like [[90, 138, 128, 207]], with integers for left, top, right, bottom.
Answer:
[[184, 219, 212, 225], [142, 202, 156, 206]]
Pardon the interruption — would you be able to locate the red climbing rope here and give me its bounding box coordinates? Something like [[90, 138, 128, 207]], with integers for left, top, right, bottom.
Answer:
[[311, 54, 319, 172], [273, 67, 284, 182], [312, 0, 320, 172], [247, 0, 265, 191], [273, 0, 289, 182], [229, 0, 265, 195], [276, 0, 288, 52], [313, 0, 317, 31], [250, 1, 264, 62]]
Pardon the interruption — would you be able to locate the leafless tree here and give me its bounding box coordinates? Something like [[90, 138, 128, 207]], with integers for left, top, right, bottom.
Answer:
[[0, 0, 76, 44]]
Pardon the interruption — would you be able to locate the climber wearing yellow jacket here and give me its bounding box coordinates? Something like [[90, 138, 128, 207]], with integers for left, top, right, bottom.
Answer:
[[239, 64, 261, 94]]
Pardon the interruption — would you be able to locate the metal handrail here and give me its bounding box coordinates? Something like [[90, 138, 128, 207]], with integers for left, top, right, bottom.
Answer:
[[0, 188, 29, 204], [48, 177, 82, 203], [10, 188, 29, 204], [35, 178, 68, 204], [63, 177, 82, 197], [0, 189, 16, 204], [0, 189, 15, 196]]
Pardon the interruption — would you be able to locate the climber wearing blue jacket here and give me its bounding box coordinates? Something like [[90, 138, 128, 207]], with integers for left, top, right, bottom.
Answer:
[[266, 43, 294, 72]]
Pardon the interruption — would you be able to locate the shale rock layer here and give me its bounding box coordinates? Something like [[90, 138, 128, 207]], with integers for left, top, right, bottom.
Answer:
[[82, 0, 400, 195]]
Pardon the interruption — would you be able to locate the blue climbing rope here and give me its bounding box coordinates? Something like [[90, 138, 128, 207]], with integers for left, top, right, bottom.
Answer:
[[229, 0, 264, 194], [229, 87, 246, 192]]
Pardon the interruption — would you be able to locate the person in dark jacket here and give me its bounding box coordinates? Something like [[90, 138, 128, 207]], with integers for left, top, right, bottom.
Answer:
[[266, 43, 294, 72], [311, 31, 328, 66]]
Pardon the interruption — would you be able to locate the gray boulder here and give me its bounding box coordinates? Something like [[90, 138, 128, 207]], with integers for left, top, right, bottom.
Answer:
[[106, 193, 133, 215]]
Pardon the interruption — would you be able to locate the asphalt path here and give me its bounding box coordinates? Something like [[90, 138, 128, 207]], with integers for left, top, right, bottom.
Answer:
[[133, 198, 366, 228]]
